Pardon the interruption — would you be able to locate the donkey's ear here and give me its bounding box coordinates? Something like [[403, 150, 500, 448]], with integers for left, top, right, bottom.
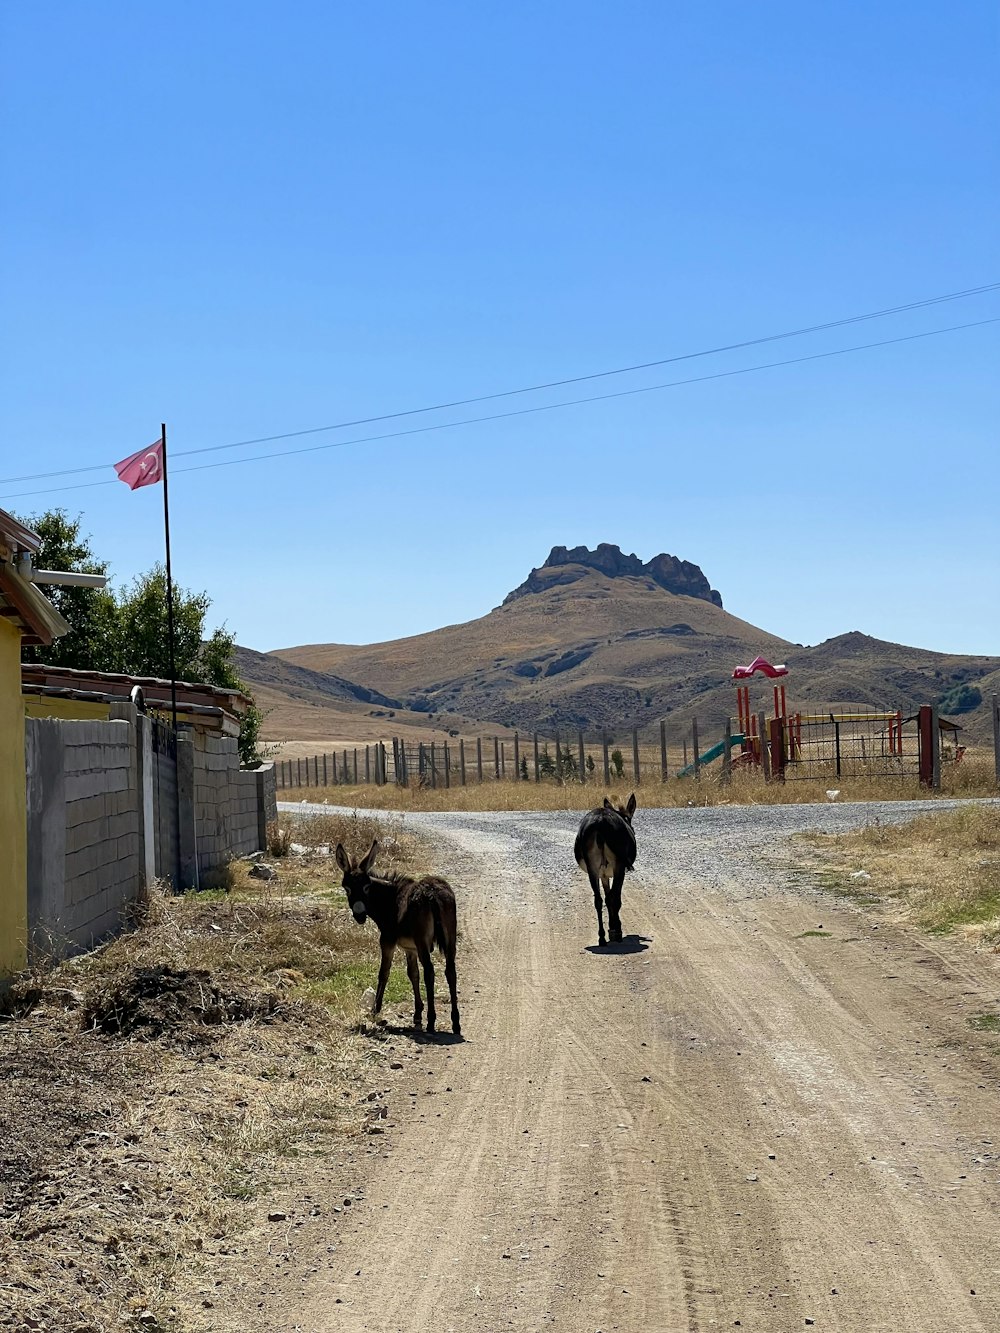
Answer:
[[603, 796, 613, 810], [626, 792, 637, 817], [359, 838, 379, 873], [335, 843, 351, 874]]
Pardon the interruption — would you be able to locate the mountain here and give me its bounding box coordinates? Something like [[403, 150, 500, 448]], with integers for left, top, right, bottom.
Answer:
[[242, 545, 1000, 747]]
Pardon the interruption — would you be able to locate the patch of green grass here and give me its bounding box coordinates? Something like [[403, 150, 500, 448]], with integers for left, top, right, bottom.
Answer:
[[967, 1013, 1000, 1033], [297, 962, 410, 1013], [795, 929, 833, 939], [924, 889, 1000, 936]]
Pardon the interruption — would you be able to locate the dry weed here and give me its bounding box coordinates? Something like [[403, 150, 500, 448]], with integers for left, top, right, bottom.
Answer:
[[805, 803, 1000, 944]]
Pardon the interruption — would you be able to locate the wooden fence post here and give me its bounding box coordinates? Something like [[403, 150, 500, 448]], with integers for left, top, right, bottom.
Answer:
[[554, 731, 561, 783], [602, 729, 610, 786], [322, 753, 328, 786], [477, 736, 484, 783], [632, 728, 640, 784], [660, 720, 668, 782], [418, 742, 425, 785], [757, 712, 770, 781], [493, 736, 500, 780], [768, 717, 785, 782], [296, 757, 303, 787], [330, 752, 338, 786], [343, 749, 349, 784], [578, 730, 586, 783], [352, 749, 358, 784], [364, 746, 370, 784], [722, 717, 732, 785], [513, 732, 520, 781], [391, 738, 399, 783], [443, 741, 450, 788], [500, 741, 506, 779], [430, 742, 437, 788], [459, 738, 467, 785], [533, 733, 540, 783], [692, 719, 700, 781]]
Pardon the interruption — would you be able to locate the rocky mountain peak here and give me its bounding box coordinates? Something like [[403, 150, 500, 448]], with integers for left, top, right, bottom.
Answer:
[[503, 543, 723, 608]]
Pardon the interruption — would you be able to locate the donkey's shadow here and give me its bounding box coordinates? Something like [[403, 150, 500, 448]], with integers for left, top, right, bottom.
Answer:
[[353, 1018, 466, 1046], [585, 933, 651, 956]]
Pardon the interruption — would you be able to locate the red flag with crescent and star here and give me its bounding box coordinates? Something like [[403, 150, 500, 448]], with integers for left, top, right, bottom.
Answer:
[[114, 439, 164, 490]]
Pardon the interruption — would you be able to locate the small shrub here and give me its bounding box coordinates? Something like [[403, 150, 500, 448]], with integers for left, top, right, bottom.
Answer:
[[267, 822, 292, 857]]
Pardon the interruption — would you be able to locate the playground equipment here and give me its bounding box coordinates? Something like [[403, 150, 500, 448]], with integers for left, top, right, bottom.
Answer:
[[732, 656, 789, 771], [677, 656, 936, 783]]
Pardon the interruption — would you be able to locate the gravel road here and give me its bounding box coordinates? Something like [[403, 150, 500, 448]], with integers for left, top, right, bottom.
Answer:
[[250, 797, 1000, 1332]]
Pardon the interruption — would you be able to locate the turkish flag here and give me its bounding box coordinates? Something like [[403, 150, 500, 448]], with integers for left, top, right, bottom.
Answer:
[[114, 439, 164, 490]]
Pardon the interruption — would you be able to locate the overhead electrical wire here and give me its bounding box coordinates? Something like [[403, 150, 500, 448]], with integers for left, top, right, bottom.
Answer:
[[4, 313, 997, 503], [0, 279, 998, 491]]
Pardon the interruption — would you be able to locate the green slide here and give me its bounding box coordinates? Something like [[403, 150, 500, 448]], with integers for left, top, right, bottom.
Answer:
[[676, 733, 744, 778]]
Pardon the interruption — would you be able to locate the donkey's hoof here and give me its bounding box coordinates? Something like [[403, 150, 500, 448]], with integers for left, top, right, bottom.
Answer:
[[610, 928, 623, 943]]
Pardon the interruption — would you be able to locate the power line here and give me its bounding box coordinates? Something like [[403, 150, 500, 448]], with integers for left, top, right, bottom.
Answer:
[[5, 314, 997, 503], [1, 280, 998, 488]]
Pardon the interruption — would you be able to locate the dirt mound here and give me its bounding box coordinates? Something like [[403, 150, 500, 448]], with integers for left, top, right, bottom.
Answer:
[[81, 964, 280, 1041]]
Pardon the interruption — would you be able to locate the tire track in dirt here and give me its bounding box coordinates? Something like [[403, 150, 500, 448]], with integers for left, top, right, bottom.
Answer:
[[242, 804, 1000, 1332]]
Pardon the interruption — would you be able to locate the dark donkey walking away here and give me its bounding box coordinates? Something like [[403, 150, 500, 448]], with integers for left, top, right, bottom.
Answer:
[[574, 794, 637, 947], [335, 839, 461, 1035]]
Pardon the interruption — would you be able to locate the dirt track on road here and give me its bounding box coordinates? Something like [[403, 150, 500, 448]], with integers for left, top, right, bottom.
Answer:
[[235, 803, 1000, 1332]]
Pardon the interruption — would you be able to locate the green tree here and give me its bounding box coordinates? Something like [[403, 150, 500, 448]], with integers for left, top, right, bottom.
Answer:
[[610, 748, 625, 778], [16, 510, 117, 670], [557, 743, 578, 781], [538, 745, 556, 777], [586, 754, 596, 775]]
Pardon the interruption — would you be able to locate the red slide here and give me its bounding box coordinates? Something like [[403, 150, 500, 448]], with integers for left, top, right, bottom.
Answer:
[[732, 656, 789, 680]]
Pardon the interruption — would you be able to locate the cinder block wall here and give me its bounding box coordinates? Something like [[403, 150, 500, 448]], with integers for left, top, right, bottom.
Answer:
[[192, 734, 265, 886], [26, 717, 141, 957]]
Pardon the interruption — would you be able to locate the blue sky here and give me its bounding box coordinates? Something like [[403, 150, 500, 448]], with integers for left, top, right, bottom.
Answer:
[[2, 2, 997, 656]]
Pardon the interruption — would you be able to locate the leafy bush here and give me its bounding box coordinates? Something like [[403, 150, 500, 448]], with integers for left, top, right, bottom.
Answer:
[[938, 683, 982, 715]]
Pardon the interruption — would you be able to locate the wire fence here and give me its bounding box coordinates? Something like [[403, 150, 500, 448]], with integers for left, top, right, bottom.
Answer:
[[274, 700, 998, 793]]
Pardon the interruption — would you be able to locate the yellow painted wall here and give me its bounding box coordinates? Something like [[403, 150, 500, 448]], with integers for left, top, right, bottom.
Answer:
[[0, 621, 27, 975], [24, 695, 110, 722]]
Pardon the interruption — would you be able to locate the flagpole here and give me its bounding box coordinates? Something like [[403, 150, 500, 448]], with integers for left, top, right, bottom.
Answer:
[[161, 423, 183, 891], [161, 422, 179, 737]]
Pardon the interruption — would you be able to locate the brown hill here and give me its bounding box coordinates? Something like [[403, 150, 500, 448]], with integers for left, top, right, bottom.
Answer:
[[246, 545, 1000, 747]]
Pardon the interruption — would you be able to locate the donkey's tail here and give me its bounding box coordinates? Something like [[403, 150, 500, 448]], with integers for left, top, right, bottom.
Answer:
[[431, 898, 449, 957]]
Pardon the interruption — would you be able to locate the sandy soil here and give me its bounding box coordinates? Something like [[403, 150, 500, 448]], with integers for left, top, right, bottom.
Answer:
[[216, 803, 1000, 1332]]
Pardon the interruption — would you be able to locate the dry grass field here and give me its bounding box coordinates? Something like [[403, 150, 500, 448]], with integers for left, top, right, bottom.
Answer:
[[803, 802, 1000, 947], [279, 748, 999, 812], [0, 811, 425, 1332]]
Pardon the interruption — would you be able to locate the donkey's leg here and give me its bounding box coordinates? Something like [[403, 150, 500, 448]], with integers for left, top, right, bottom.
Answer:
[[444, 945, 461, 1035], [586, 867, 607, 946], [374, 941, 395, 1017], [607, 867, 626, 942], [404, 948, 423, 1030], [417, 943, 437, 1032]]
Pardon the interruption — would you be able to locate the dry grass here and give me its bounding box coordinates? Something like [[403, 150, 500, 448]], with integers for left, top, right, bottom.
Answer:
[[0, 814, 425, 1332], [280, 750, 998, 813], [804, 803, 1000, 945]]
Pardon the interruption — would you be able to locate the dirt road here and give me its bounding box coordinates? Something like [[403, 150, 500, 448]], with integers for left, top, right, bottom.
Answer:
[[243, 802, 1000, 1331]]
